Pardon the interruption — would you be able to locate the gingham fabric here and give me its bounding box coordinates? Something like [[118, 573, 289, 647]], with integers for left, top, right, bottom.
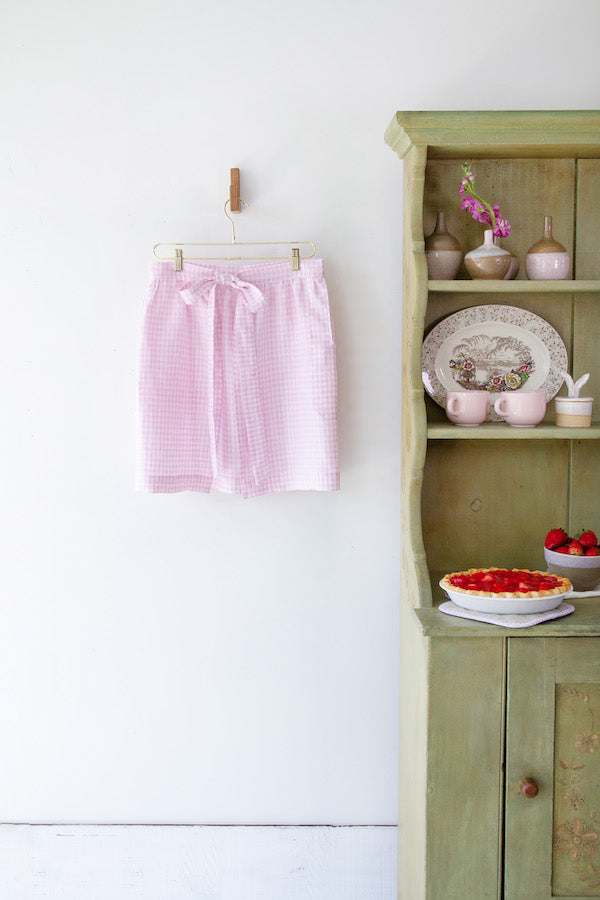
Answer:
[[136, 258, 339, 497]]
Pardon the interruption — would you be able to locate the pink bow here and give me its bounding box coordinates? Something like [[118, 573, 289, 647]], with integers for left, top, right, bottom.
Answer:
[[179, 272, 264, 312]]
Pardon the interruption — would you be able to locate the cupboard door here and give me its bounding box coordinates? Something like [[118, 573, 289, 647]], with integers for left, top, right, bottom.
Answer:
[[427, 638, 505, 899], [506, 638, 600, 898]]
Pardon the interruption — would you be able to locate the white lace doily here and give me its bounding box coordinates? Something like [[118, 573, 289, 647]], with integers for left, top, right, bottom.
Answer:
[[439, 600, 575, 629]]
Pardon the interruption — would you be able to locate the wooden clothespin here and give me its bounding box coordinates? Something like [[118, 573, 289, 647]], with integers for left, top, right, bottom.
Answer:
[[230, 168, 241, 213], [291, 248, 300, 271], [174, 248, 183, 271]]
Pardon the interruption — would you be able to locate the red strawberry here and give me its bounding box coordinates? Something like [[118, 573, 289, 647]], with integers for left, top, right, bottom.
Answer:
[[545, 528, 568, 549], [555, 546, 570, 554], [568, 540, 584, 556], [452, 575, 469, 587], [585, 547, 600, 557], [577, 530, 598, 549]]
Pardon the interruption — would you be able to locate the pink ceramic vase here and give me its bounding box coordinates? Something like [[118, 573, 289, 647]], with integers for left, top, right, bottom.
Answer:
[[525, 216, 570, 280], [425, 212, 462, 279]]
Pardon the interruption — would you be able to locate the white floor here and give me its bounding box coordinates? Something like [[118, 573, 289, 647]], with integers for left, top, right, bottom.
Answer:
[[1, 825, 397, 899]]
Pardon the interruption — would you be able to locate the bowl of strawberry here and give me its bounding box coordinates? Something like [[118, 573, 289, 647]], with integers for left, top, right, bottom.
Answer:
[[544, 528, 600, 591]]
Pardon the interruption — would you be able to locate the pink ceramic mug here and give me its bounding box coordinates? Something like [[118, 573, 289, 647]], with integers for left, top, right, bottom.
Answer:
[[445, 390, 490, 426], [494, 390, 547, 427]]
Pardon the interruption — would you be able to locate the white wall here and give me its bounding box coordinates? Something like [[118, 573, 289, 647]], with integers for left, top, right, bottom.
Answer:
[[1, 0, 599, 827]]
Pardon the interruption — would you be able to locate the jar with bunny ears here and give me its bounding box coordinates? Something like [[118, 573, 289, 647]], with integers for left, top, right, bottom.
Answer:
[[555, 372, 594, 427]]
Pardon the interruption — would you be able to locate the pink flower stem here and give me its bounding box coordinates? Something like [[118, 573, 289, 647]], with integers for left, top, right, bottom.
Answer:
[[463, 190, 497, 233], [460, 162, 498, 233]]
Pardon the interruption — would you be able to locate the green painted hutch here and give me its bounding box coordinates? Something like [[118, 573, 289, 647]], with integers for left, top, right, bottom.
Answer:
[[385, 111, 600, 898]]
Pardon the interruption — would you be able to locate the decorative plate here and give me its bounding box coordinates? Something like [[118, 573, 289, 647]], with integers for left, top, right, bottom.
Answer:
[[422, 305, 568, 421]]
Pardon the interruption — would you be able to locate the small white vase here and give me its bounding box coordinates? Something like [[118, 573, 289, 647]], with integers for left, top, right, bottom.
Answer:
[[464, 230, 511, 280]]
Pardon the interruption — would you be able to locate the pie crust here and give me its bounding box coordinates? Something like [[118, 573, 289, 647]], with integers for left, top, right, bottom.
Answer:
[[441, 567, 572, 599]]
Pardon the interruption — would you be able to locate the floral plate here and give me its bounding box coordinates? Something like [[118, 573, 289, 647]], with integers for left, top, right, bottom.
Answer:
[[422, 305, 568, 421]]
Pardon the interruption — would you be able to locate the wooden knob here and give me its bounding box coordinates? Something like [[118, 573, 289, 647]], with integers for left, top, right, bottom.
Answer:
[[519, 777, 539, 798]]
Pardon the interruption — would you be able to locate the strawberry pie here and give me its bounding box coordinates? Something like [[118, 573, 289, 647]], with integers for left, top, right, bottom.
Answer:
[[441, 567, 572, 599]]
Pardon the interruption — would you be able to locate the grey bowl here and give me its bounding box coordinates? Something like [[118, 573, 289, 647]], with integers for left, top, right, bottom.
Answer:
[[544, 547, 600, 592]]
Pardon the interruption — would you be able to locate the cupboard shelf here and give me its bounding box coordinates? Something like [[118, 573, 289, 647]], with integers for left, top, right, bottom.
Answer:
[[428, 278, 600, 292], [414, 595, 600, 637], [427, 422, 600, 439]]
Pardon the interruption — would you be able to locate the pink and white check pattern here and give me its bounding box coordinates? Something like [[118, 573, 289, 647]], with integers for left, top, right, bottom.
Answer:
[[136, 259, 339, 497]]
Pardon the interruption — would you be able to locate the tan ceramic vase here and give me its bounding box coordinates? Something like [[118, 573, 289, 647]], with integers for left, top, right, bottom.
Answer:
[[464, 229, 511, 279], [425, 212, 462, 279], [494, 236, 520, 280], [525, 216, 570, 279]]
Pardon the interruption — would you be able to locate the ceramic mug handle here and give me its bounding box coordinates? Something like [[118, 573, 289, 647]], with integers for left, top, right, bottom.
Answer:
[[447, 394, 460, 416], [494, 396, 508, 418]]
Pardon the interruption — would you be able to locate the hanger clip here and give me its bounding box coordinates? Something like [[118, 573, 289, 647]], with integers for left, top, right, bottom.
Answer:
[[174, 248, 183, 271], [291, 248, 300, 271]]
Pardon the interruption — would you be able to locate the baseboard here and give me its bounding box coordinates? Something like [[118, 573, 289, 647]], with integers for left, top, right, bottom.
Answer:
[[1, 824, 397, 898]]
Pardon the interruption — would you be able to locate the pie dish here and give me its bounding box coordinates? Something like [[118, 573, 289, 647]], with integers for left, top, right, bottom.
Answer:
[[421, 305, 568, 421], [440, 567, 573, 614]]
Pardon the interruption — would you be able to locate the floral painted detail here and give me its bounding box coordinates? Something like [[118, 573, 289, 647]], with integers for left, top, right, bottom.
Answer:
[[563, 687, 591, 704], [554, 685, 600, 893], [555, 819, 599, 861], [563, 788, 586, 811], [448, 341, 533, 393], [576, 731, 600, 753], [504, 372, 523, 390], [571, 861, 600, 891]]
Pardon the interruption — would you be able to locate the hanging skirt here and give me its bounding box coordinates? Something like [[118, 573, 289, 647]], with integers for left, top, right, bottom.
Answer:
[[136, 259, 339, 498]]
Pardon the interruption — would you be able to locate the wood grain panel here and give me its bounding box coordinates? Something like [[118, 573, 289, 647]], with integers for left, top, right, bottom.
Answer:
[[553, 674, 600, 895], [573, 294, 600, 416], [427, 638, 504, 898], [576, 159, 600, 278], [401, 145, 433, 611], [570, 441, 600, 533], [506, 639, 600, 898], [505, 638, 556, 898], [385, 111, 600, 161], [397, 600, 428, 898], [422, 440, 570, 578]]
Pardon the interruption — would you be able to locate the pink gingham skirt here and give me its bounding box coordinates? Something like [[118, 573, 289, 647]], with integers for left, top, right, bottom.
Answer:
[[136, 259, 339, 497]]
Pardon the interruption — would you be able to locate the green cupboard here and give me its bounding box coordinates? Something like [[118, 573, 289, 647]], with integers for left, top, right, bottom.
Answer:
[[385, 111, 600, 898]]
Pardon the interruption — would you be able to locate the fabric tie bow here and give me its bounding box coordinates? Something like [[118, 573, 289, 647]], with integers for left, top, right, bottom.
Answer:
[[179, 272, 264, 312], [177, 270, 269, 496]]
